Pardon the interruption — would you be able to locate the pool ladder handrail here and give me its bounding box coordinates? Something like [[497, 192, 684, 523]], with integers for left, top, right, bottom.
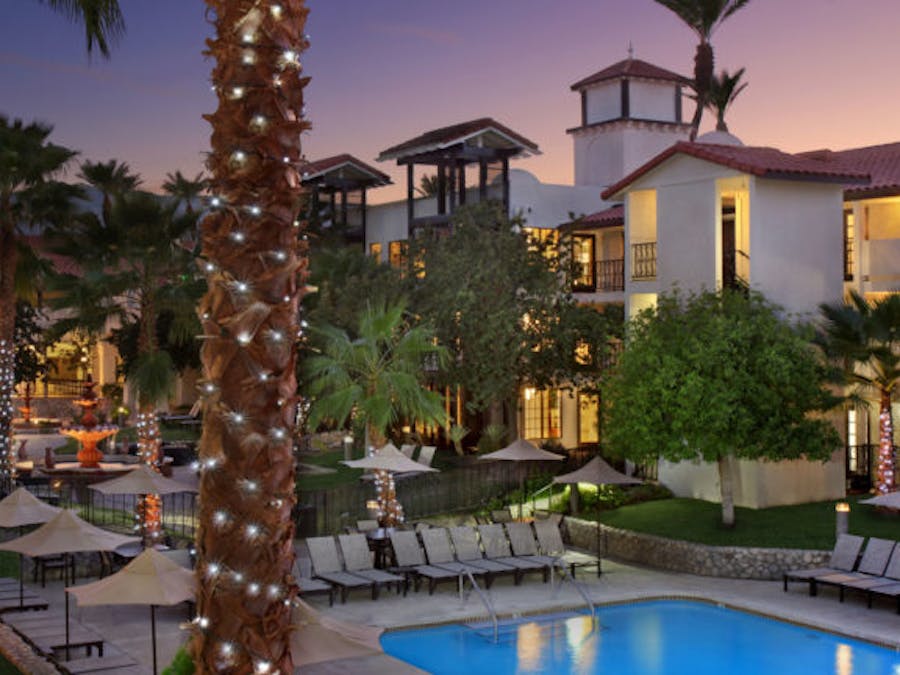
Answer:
[[462, 570, 499, 643], [555, 561, 596, 628]]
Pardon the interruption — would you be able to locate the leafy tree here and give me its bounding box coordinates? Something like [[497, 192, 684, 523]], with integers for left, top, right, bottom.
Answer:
[[0, 116, 78, 482], [819, 291, 900, 495], [78, 159, 140, 222], [37, 0, 125, 57], [303, 302, 447, 525], [415, 173, 441, 198], [652, 0, 750, 140], [605, 289, 840, 527], [706, 68, 748, 132], [14, 301, 48, 386]]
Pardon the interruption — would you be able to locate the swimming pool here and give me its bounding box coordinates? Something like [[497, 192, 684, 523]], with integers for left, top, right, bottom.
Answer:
[[381, 599, 900, 674]]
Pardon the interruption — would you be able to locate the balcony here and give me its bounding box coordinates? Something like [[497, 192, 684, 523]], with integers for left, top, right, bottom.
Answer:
[[631, 242, 657, 281], [596, 258, 625, 291]]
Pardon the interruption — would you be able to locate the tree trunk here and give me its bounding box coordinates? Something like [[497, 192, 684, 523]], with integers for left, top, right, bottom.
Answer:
[[367, 424, 403, 527], [875, 388, 896, 495], [689, 40, 714, 141], [191, 2, 310, 672], [717, 453, 735, 528], [0, 210, 19, 489], [135, 405, 162, 546]]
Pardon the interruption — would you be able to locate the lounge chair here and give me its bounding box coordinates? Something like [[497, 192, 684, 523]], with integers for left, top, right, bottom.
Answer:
[[505, 523, 563, 578], [783, 533, 864, 594], [292, 557, 334, 606], [812, 537, 895, 599], [389, 530, 462, 594], [419, 528, 492, 584], [490, 508, 513, 524], [838, 543, 900, 607], [417, 446, 436, 468], [533, 518, 601, 578], [305, 536, 376, 603], [477, 524, 548, 581], [337, 534, 405, 596], [355, 519, 379, 533], [447, 526, 519, 585], [866, 579, 900, 614], [400, 444, 416, 458]]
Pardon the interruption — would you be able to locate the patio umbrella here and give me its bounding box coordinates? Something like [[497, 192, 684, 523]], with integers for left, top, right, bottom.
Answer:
[[0, 487, 61, 608], [859, 491, 900, 509], [90, 465, 197, 547], [67, 548, 194, 675], [553, 455, 643, 530], [0, 509, 139, 661], [479, 439, 564, 519], [343, 443, 439, 526], [290, 597, 384, 667], [89, 464, 198, 496]]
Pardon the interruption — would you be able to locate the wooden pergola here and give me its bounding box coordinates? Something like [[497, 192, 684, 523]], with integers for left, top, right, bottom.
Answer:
[[377, 117, 540, 235]]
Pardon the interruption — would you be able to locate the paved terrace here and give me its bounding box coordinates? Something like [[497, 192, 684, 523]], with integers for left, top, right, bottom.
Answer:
[[2, 556, 898, 674]]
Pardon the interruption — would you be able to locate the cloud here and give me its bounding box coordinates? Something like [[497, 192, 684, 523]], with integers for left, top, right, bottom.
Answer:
[[366, 21, 462, 47]]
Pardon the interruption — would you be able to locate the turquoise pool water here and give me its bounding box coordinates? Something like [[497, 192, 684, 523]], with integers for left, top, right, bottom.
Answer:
[[381, 599, 900, 674]]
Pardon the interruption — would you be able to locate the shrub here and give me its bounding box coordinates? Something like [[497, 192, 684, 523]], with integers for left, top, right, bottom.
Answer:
[[162, 647, 194, 675]]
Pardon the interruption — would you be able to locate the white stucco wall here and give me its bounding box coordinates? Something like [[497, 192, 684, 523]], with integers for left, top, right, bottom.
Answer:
[[584, 81, 620, 124], [750, 179, 845, 315], [629, 79, 677, 122], [573, 123, 688, 187]]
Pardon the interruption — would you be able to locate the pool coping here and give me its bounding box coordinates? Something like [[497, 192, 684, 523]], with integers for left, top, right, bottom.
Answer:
[[383, 593, 900, 653]]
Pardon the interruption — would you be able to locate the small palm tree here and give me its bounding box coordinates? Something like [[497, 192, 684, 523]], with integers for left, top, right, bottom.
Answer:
[[162, 170, 207, 214], [706, 68, 747, 132], [78, 159, 141, 222], [820, 291, 900, 495], [652, 0, 751, 140], [304, 303, 448, 524]]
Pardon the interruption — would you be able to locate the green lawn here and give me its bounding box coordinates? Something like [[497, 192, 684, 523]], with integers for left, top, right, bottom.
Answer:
[[595, 496, 900, 549], [296, 449, 363, 491]]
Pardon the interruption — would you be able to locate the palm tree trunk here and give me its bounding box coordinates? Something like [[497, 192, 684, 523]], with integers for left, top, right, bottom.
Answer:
[[0, 211, 18, 490], [717, 452, 735, 528], [876, 389, 896, 494], [191, 2, 310, 672], [135, 406, 162, 546], [367, 424, 403, 527], [689, 41, 714, 141]]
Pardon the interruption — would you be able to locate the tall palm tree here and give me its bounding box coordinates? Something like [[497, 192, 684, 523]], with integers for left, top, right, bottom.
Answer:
[[652, 0, 751, 140], [0, 116, 77, 487], [78, 159, 140, 223], [37, 0, 125, 58], [304, 303, 448, 525], [706, 67, 747, 132], [48, 189, 200, 541], [162, 170, 207, 215], [820, 291, 900, 495], [192, 2, 311, 672]]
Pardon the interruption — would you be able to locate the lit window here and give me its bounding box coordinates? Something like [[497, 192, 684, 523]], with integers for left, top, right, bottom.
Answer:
[[522, 388, 561, 439], [369, 242, 383, 261]]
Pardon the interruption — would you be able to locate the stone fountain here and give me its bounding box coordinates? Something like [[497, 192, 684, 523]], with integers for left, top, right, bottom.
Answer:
[[60, 377, 118, 469]]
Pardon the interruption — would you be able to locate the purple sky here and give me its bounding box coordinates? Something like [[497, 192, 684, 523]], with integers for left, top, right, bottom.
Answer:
[[2, 0, 899, 203]]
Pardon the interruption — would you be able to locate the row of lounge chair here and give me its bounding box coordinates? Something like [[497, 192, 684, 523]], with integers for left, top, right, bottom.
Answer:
[[299, 520, 599, 603], [784, 534, 900, 613]]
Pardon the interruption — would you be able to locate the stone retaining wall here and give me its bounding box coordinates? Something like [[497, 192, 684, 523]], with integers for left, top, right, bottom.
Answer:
[[565, 517, 830, 581], [0, 623, 60, 675]]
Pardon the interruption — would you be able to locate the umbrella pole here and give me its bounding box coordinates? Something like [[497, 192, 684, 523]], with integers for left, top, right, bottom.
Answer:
[[65, 590, 70, 661], [519, 467, 525, 521], [17, 554, 23, 609], [151, 605, 158, 675]]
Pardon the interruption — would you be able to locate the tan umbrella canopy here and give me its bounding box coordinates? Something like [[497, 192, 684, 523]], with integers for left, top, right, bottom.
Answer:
[[290, 598, 383, 667], [0, 509, 139, 557], [0, 487, 62, 608], [479, 439, 564, 518], [67, 548, 194, 675], [860, 491, 900, 509], [479, 438, 566, 463], [553, 456, 643, 486], [0, 487, 61, 528], [342, 442, 439, 473], [89, 464, 198, 496]]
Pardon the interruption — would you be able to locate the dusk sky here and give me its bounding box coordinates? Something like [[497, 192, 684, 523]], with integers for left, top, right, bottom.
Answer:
[[2, 0, 899, 203]]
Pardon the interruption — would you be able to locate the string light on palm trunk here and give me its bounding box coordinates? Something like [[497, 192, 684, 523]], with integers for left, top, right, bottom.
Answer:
[[193, 1, 310, 671], [0, 341, 17, 486]]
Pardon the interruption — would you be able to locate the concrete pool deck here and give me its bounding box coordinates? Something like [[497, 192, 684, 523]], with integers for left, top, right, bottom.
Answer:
[[3, 556, 899, 673]]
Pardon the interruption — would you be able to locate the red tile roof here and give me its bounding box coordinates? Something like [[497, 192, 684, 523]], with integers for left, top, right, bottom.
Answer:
[[559, 204, 624, 231], [23, 235, 82, 276], [300, 153, 391, 186], [571, 58, 688, 91], [799, 142, 900, 199], [602, 142, 870, 200], [378, 117, 540, 162]]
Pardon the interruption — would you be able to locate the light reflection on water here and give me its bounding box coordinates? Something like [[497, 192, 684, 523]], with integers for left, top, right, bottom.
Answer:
[[836, 643, 853, 675]]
